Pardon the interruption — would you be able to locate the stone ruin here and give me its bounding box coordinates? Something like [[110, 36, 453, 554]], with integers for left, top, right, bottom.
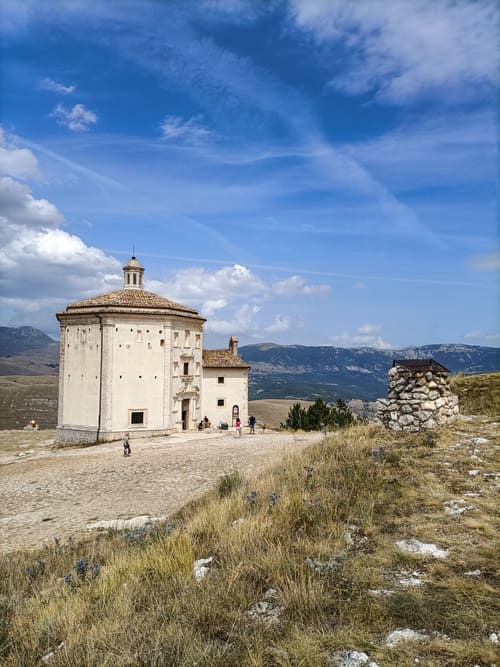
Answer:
[[377, 359, 459, 432]]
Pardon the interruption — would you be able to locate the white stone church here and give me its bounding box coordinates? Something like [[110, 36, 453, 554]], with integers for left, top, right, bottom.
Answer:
[[56, 257, 249, 444]]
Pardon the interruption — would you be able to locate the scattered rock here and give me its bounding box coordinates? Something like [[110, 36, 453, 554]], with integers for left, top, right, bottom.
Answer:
[[41, 642, 65, 662], [464, 569, 481, 578], [86, 515, 166, 531], [444, 500, 476, 516], [398, 570, 424, 587], [344, 524, 369, 551], [395, 539, 449, 559], [247, 588, 283, 623], [329, 649, 380, 667], [193, 556, 214, 582], [468, 470, 480, 477], [386, 629, 429, 647], [489, 631, 499, 644], [367, 588, 394, 598]]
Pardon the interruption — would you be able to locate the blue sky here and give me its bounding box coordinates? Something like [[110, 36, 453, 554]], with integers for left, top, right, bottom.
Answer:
[[0, 0, 498, 349]]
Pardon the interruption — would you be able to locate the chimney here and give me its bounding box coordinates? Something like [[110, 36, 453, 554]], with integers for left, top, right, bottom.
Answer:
[[229, 336, 239, 356]]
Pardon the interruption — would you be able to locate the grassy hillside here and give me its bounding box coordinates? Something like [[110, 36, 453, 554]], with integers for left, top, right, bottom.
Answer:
[[450, 372, 500, 418], [0, 376, 58, 429], [1, 418, 498, 666]]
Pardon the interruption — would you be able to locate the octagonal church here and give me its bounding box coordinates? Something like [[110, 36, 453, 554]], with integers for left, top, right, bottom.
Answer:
[[56, 257, 249, 444]]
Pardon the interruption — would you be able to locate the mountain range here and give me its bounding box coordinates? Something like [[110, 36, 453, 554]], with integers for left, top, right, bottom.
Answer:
[[239, 342, 500, 401], [0, 327, 498, 401]]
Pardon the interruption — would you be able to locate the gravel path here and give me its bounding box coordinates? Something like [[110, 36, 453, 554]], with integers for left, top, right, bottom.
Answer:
[[0, 428, 322, 553]]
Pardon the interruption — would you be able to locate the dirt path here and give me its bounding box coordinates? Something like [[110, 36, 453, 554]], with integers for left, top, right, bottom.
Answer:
[[0, 429, 322, 553]]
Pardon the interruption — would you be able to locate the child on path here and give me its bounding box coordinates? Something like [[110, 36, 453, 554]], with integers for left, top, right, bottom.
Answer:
[[123, 433, 131, 457], [235, 418, 242, 437]]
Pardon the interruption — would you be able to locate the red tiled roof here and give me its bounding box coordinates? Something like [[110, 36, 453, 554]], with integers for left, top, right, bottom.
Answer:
[[60, 289, 202, 318], [202, 349, 250, 368]]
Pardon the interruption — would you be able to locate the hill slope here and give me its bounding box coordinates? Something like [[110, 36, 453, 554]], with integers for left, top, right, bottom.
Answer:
[[240, 343, 500, 401], [0, 327, 59, 376], [1, 416, 498, 666]]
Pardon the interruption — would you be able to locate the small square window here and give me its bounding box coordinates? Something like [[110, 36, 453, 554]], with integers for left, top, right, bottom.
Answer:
[[130, 411, 144, 424], [217, 376, 224, 384], [217, 399, 225, 407]]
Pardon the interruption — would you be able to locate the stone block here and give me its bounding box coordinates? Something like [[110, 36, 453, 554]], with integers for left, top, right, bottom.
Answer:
[[399, 414, 414, 426]]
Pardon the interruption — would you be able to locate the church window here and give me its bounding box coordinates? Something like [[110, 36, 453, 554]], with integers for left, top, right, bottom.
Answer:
[[133, 273, 137, 285], [217, 398, 225, 407], [160, 339, 165, 346], [184, 330, 190, 348], [127, 274, 130, 284], [174, 331, 179, 347], [183, 362, 189, 376], [195, 362, 200, 376], [137, 329, 143, 342], [173, 362, 179, 376], [195, 334, 201, 349], [130, 411, 144, 425], [218, 376, 224, 384]]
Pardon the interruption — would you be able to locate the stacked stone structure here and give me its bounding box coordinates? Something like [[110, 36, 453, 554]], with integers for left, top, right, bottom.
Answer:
[[377, 359, 459, 432]]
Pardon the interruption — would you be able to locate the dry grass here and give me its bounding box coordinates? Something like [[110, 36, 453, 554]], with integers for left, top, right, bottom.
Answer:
[[450, 372, 500, 419], [1, 413, 498, 666], [249, 399, 314, 430]]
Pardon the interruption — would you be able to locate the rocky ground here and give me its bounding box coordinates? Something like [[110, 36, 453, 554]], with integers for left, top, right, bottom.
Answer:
[[0, 427, 322, 553]]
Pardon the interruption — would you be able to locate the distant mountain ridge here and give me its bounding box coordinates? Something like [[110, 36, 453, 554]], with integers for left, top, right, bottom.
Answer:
[[0, 327, 59, 375], [0, 327, 498, 400], [239, 342, 500, 401]]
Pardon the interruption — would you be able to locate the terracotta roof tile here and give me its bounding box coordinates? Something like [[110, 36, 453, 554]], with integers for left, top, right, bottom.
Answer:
[[63, 289, 200, 316], [202, 349, 250, 368]]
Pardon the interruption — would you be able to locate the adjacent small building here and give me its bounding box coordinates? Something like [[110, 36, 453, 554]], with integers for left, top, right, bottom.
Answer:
[[56, 257, 249, 444], [377, 358, 459, 431]]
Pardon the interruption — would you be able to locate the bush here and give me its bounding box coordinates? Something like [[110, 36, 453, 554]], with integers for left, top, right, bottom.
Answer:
[[217, 471, 244, 498], [281, 399, 357, 431]]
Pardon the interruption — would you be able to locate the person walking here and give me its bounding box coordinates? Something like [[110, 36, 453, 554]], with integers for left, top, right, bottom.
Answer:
[[235, 417, 242, 437], [123, 433, 131, 457], [249, 415, 256, 434]]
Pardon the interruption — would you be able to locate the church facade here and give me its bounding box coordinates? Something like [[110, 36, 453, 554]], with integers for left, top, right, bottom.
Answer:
[[56, 257, 249, 444]]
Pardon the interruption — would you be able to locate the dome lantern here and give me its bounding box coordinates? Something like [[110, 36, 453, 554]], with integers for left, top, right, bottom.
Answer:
[[123, 256, 144, 290]]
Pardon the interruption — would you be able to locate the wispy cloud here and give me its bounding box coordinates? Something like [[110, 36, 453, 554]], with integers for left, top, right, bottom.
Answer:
[[40, 77, 75, 94], [52, 103, 97, 132], [464, 330, 500, 343], [329, 323, 393, 349], [289, 0, 499, 103], [160, 115, 211, 142], [468, 251, 500, 272]]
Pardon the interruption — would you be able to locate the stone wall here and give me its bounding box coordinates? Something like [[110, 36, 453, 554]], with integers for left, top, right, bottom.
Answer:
[[377, 365, 459, 431]]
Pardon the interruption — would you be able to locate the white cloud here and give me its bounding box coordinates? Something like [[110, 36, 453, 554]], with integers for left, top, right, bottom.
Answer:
[[0, 140, 121, 331], [468, 251, 500, 272], [0, 177, 63, 241], [160, 115, 211, 142], [464, 331, 500, 343], [205, 303, 261, 335], [40, 77, 75, 94], [329, 323, 393, 349], [264, 315, 290, 333], [271, 274, 330, 296], [52, 103, 97, 131], [289, 0, 499, 102], [148, 263, 328, 338], [0, 129, 39, 178]]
